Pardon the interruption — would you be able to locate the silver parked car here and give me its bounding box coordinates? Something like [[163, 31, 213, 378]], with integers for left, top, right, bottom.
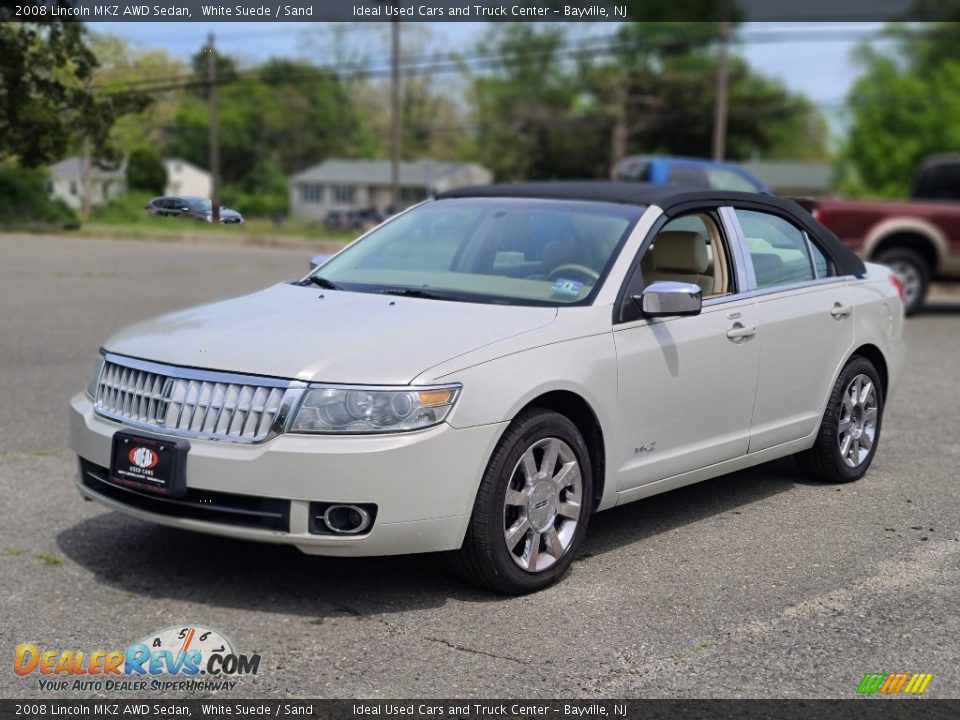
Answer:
[[144, 196, 244, 225], [74, 183, 905, 594]]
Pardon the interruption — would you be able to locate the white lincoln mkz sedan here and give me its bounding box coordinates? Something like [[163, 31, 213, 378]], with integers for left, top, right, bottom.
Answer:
[[70, 183, 905, 594]]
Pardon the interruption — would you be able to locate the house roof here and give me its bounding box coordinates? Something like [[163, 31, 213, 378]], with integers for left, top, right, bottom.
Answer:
[[163, 158, 209, 176], [48, 156, 126, 181], [290, 158, 482, 186]]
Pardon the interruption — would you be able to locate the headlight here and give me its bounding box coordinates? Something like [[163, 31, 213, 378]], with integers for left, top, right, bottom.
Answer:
[[85, 353, 105, 399], [290, 384, 460, 434]]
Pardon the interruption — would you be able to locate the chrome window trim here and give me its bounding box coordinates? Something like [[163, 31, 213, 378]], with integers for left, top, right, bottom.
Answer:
[[702, 275, 854, 307]]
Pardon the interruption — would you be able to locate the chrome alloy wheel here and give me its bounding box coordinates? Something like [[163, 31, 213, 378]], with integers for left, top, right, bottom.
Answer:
[[838, 373, 879, 468], [503, 437, 583, 572], [889, 259, 923, 307]]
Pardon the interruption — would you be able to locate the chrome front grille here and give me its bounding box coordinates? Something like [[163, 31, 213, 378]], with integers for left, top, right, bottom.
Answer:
[[94, 356, 303, 443]]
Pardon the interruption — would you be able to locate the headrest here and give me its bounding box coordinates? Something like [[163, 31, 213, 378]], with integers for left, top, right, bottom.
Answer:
[[651, 231, 709, 273]]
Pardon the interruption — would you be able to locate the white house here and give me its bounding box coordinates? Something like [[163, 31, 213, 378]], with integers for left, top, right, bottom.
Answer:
[[289, 158, 493, 220], [163, 158, 211, 198], [46, 157, 127, 210]]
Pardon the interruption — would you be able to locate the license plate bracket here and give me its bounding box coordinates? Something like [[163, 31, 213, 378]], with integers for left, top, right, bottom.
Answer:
[[109, 431, 189, 498]]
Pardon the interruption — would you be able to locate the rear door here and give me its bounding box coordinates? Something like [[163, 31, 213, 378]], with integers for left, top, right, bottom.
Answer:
[[729, 207, 855, 452]]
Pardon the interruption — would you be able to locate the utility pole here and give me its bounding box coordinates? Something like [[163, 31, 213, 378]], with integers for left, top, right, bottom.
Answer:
[[390, 18, 401, 210], [207, 32, 220, 223], [80, 137, 92, 222], [711, 15, 731, 162], [609, 73, 628, 173]]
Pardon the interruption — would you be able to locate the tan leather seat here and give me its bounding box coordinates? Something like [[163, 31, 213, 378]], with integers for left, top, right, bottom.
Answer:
[[644, 231, 714, 295]]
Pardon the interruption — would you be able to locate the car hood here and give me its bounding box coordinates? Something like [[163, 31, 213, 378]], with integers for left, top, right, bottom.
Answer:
[[103, 283, 558, 384]]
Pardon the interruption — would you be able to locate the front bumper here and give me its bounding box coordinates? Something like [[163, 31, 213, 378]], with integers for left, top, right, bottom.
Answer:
[[69, 393, 506, 556]]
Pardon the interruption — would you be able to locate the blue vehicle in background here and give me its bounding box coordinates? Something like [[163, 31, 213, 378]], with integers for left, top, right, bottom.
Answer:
[[612, 155, 772, 194]]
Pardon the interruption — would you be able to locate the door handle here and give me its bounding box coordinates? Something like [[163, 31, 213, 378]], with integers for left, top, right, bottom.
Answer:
[[726, 323, 757, 341], [830, 303, 853, 319]]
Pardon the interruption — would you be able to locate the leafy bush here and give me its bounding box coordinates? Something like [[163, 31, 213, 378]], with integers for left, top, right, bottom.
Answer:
[[88, 191, 156, 224], [220, 159, 289, 218], [126, 149, 167, 194], [0, 163, 78, 229]]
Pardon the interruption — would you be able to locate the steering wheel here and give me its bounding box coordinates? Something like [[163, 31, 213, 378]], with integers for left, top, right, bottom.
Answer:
[[547, 264, 600, 283]]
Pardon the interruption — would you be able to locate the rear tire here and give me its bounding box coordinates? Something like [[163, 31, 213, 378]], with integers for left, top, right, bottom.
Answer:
[[795, 356, 884, 483], [875, 247, 929, 316], [451, 409, 593, 594]]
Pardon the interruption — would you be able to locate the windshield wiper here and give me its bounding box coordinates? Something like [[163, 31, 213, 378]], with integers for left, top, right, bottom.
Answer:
[[378, 287, 455, 301], [307, 275, 341, 290]]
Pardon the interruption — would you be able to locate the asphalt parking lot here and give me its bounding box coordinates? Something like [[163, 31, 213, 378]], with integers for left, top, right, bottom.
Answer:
[[2, 233, 959, 699]]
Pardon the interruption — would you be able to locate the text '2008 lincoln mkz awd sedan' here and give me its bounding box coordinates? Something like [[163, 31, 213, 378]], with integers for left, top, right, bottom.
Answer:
[[70, 183, 905, 594]]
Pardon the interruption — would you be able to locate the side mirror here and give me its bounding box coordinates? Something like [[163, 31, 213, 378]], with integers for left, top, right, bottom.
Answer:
[[633, 281, 702, 318], [309, 254, 329, 271]]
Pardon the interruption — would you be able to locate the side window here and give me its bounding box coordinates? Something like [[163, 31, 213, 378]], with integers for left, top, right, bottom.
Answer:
[[735, 209, 832, 289], [809, 241, 830, 278], [666, 165, 710, 188], [640, 212, 732, 298], [707, 168, 761, 193]]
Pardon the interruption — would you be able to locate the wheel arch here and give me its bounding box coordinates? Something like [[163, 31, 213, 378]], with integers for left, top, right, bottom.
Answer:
[[864, 219, 945, 273], [516, 390, 607, 512], [850, 343, 889, 399], [814, 342, 891, 436]]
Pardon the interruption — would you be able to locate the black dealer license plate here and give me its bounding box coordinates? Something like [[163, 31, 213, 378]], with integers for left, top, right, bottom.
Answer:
[[109, 431, 189, 497]]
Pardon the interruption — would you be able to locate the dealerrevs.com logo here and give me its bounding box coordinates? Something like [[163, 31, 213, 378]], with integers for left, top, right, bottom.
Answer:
[[14, 626, 260, 692]]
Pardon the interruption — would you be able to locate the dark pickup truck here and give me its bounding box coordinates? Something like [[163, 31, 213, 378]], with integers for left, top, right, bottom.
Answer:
[[800, 155, 960, 314]]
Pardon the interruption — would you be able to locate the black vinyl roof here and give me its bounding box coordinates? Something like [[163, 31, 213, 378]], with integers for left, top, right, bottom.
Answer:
[[436, 181, 866, 276]]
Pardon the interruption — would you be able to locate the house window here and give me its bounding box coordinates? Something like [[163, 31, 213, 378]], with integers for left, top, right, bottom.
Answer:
[[69, 181, 78, 196], [399, 187, 426, 205], [332, 185, 355, 204], [300, 184, 324, 203]]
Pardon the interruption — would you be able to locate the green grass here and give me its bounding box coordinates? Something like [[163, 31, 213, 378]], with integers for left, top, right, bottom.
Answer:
[[31, 447, 62, 457], [5, 546, 26, 557], [34, 552, 62, 567], [82, 192, 357, 244], [674, 640, 718, 660]]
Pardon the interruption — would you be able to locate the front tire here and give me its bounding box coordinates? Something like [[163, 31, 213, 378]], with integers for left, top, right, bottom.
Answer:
[[796, 356, 884, 483], [452, 409, 593, 594], [875, 247, 929, 316]]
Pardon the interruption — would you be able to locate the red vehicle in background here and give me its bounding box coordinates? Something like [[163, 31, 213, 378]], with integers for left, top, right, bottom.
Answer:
[[801, 155, 960, 314]]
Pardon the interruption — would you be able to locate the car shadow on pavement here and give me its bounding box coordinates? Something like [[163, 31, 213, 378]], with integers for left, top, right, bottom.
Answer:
[[56, 457, 814, 612], [919, 300, 960, 315]]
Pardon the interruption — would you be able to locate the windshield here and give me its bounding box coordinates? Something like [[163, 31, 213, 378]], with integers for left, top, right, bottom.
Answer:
[[186, 197, 212, 211], [311, 198, 644, 306]]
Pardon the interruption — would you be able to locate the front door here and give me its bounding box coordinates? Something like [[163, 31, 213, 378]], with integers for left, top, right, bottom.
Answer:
[[613, 210, 761, 491]]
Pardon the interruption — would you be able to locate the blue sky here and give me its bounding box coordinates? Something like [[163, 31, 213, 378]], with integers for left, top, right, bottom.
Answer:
[[88, 21, 888, 138]]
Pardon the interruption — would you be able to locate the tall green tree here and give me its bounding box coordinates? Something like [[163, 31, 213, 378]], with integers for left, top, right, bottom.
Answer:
[[605, 21, 827, 163], [0, 18, 146, 167], [841, 24, 960, 197], [469, 24, 611, 181], [467, 22, 827, 181], [90, 35, 187, 155], [169, 52, 376, 213]]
